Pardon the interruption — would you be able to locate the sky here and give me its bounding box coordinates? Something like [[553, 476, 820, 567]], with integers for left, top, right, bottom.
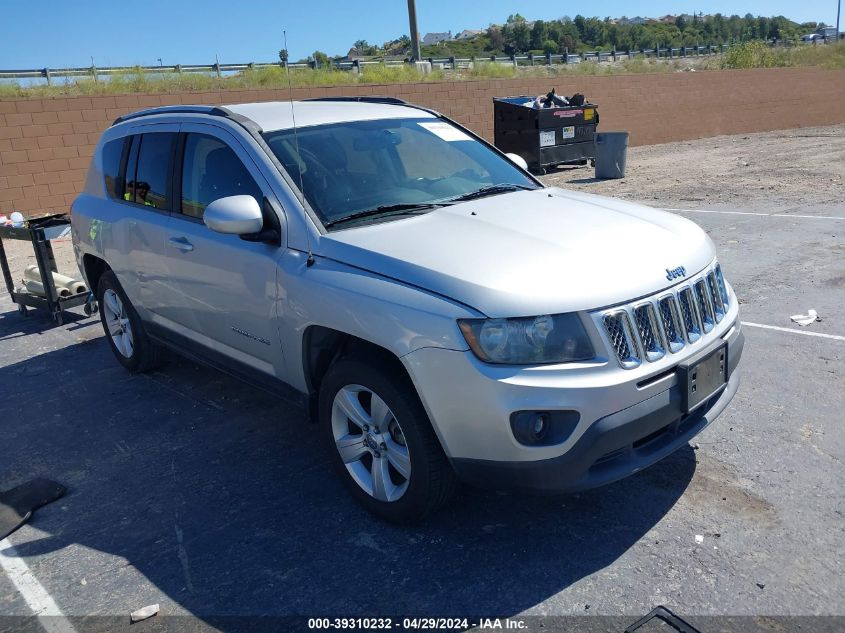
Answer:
[[1, 0, 837, 69]]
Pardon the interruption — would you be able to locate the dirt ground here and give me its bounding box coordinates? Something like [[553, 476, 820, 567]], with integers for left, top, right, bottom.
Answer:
[[2, 124, 844, 284], [541, 124, 845, 210]]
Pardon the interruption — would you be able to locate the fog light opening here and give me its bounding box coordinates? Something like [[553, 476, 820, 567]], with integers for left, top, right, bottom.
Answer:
[[531, 413, 549, 440], [510, 410, 579, 447]]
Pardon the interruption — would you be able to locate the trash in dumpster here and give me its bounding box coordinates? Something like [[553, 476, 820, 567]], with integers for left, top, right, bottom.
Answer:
[[790, 309, 821, 326], [494, 91, 599, 174], [519, 88, 588, 109]]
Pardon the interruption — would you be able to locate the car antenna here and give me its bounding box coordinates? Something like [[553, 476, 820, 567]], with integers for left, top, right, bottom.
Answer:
[[284, 29, 314, 267]]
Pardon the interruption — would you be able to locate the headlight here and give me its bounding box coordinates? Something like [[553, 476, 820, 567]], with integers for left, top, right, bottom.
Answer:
[[458, 313, 594, 365]]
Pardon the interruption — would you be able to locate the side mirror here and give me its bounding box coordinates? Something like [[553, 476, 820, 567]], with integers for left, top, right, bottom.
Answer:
[[505, 153, 529, 171], [203, 195, 263, 235]]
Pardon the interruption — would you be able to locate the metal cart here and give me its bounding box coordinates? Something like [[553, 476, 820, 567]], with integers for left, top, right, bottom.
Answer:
[[0, 213, 96, 325], [493, 96, 599, 174]]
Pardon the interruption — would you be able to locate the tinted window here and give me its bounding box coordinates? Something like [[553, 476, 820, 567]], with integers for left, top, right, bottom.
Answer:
[[127, 133, 175, 209], [181, 134, 263, 219], [122, 136, 140, 202], [102, 138, 125, 198]]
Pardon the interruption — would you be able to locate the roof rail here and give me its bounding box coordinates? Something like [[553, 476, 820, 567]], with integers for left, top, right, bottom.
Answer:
[[305, 96, 408, 105], [111, 105, 262, 132]]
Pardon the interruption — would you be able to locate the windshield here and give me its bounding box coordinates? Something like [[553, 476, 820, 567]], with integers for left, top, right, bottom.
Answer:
[[262, 117, 538, 228]]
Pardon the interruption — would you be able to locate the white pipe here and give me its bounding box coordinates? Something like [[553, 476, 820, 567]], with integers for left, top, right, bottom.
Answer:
[[23, 265, 87, 294], [24, 279, 72, 298]]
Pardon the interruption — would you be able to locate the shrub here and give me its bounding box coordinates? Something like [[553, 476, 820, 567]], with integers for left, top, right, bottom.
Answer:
[[720, 41, 787, 69]]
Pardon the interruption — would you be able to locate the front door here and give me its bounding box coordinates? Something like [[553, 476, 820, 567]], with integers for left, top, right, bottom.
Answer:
[[159, 124, 284, 376]]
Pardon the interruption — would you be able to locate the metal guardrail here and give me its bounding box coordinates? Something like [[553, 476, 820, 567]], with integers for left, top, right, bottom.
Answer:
[[0, 39, 809, 85]]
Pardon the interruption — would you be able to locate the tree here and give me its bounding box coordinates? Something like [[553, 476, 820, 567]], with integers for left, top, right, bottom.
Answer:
[[487, 25, 504, 52], [558, 20, 581, 51], [278, 48, 288, 63], [574, 15, 586, 37], [509, 21, 531, 52], [502, 13, 530, 53], [675, 15, 687, 31], [542, 39, 559, 55], [531, 20, 547, 50], [313, 50, 329, 67]]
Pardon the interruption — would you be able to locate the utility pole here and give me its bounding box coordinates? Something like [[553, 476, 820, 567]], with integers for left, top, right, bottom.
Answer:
[[837, 0, 841, 41], [407, 0, 422, 61]]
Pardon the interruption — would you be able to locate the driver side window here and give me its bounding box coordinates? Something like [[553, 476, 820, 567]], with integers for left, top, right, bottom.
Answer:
[[181, 134, 263, 219]]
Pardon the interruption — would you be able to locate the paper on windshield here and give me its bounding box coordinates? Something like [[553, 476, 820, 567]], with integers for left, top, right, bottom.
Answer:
[[418, 121, 472, 142]]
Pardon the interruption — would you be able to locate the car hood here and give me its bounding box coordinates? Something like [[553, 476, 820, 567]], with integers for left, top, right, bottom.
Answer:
[[317, 188, 716, 317]]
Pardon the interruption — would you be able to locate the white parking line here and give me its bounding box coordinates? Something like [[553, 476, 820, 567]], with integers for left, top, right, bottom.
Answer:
[[0, 538, 79, 633], [742, 322, 845, 342], [664, 208, 845, 220]]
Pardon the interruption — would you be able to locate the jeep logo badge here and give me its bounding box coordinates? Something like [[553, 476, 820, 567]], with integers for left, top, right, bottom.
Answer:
[[666, 266, 686, 281]]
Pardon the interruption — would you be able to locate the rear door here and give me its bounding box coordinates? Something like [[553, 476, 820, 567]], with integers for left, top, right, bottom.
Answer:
[[159, 123, 284, 376], [104, 125, 179, 319]]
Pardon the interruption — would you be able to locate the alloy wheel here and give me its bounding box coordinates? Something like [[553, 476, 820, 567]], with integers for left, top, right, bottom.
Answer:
[[102, 289, 134, 358], [331, 384, 412, 502]]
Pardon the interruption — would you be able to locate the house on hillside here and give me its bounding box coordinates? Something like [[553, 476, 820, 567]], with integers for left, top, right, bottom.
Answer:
[[423, 31, 452, 45], [658, 15, 676, 23], [454, 29, 483, 40], [618, 16, 648, 25]]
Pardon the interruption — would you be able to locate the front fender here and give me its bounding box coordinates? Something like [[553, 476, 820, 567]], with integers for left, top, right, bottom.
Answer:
[[276, 250, 477, 393]]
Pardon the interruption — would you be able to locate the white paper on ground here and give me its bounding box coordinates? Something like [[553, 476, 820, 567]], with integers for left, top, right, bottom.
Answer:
[[790, 309, 820, 326], [130, 604, 160, 623], [417, 121, 472, 142]]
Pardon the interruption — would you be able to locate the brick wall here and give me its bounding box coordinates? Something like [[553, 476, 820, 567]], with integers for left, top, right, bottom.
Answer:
[[2, 67, 844, 216]]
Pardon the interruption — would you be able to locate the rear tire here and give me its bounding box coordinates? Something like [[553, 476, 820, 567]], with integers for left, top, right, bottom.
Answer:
[[97, 270, 161, 373], [319, 356, 456, 522]]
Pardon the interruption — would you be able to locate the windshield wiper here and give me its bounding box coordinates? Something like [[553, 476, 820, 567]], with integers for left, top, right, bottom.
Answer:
[[324, 203, 446, 228], [446, 183, 536, 203]]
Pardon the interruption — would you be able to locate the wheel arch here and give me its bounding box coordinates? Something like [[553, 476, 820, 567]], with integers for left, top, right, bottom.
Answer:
[[301, 325, 415, 422], [82, 254, 110, 293]]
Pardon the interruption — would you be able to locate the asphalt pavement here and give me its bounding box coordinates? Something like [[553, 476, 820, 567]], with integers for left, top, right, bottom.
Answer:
[[0, 198, 843, 633]]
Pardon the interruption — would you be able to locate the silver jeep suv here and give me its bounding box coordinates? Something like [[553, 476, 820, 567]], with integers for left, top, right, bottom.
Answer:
[[71, 97, 743, 522]]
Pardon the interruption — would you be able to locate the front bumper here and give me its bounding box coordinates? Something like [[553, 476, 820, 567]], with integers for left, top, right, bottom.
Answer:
[[402, 320, 743, 494], [451, 343, 741, 493]]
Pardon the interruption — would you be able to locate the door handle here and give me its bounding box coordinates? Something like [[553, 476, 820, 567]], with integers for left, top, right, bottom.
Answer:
[[168, 237, 194, 252]]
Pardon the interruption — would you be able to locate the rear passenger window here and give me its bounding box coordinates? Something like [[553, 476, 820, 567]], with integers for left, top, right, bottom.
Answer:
[[101, 138, 125, 198], [122, 136, 140, 203], [181, 134, 263, 219], [125, 133, 175, 209]]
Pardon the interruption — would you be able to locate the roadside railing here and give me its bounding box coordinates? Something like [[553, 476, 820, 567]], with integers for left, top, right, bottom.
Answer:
[[0, 39, 815, 85]]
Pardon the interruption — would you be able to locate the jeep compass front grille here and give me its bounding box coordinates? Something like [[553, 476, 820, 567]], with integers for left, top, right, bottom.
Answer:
[[603, 312, 640, 369], [598, 262, 731, 369]]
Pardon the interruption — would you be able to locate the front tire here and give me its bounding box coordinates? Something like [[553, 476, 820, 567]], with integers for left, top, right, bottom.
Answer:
[[97, 270, 160, 373], [319, 357, 456, 522]]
